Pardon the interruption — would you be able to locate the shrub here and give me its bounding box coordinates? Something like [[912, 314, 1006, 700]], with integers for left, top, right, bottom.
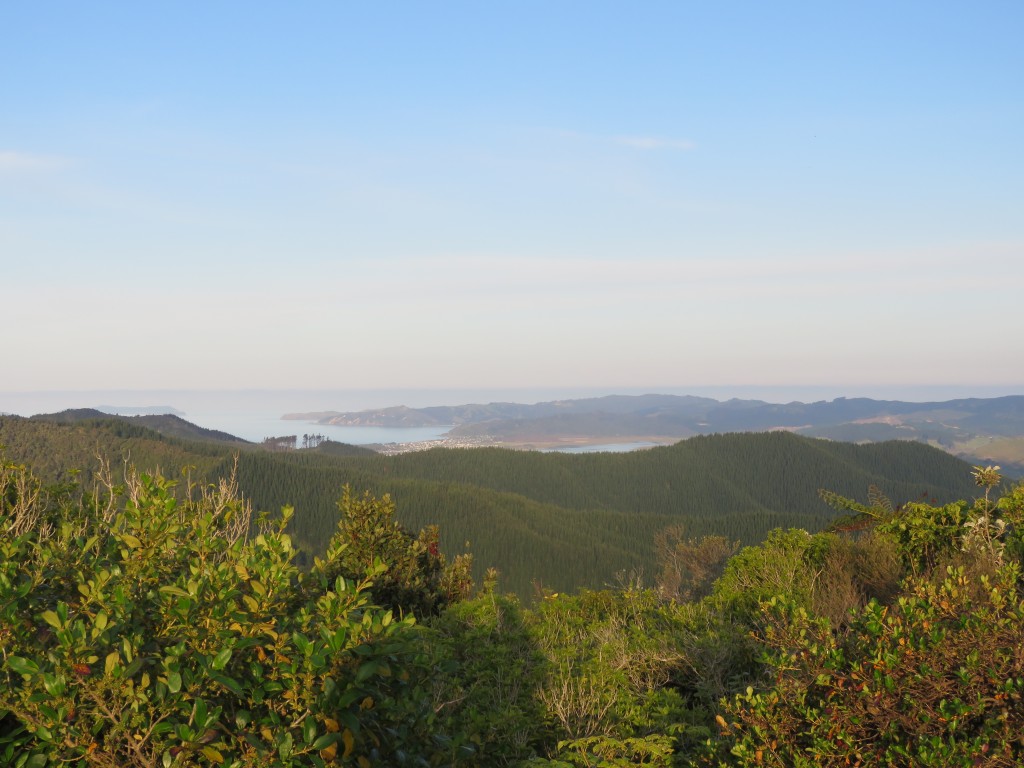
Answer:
[[726, 560, 1024, 766], [0, 460, 440, 767], [424, 572, 550, 765], [654, 527, 739, 604], [319, 486, 473, 619]]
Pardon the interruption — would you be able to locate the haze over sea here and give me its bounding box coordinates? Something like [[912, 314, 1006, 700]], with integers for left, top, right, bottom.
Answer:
[[3, 385, 1022, 447]]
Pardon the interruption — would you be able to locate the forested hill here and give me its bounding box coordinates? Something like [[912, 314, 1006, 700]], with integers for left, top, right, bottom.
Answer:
[[276, 434, 976, 596], [0, 414, 980, 598], [29, 408, 251, 445], [367, 432, 976, 518], [0, 414, 236, 482]]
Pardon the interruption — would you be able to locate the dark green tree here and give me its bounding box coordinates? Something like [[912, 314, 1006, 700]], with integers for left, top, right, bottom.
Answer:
[[317, 486, 472, 618]]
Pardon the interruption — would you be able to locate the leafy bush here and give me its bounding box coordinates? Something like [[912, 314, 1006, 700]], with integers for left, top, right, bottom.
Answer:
[[803, 532, 902, 628], [654, 528, 738, 604], [0, 460, 441, 767], [424, 572, 550, 765], [318, 486, 473, 619], [529, 587, 721, 766], [712, 529, 817, 619], [726, 562, 1024, 767], [724, 477, 1024, 767]]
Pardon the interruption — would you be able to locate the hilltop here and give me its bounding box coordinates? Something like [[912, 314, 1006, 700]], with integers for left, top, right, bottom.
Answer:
[[30, 408, 251, 445]]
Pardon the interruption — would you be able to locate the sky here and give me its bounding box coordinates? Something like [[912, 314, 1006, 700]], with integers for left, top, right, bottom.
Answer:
[[3, 1, 1023, 399]]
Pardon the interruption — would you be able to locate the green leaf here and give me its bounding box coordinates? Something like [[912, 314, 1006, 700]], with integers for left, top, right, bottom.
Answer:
[[278, 731, 293, 760], [42, 673, 65, 696], [212, 673, 243, 697], [40, 611, 61, 629], [311, 733, 339, 751], [355, 661, 378, 683], [123, 657, 143, 679], [211, 647, 232, 671], [166, 671, 182, 693], [7, 657, 39, 677], [194, 698, 208, 730], [292, 632, 311, 656], [158, 585, 190, 599]]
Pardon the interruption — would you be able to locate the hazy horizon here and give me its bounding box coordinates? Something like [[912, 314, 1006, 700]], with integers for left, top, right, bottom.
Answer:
[[3, 384, 1022, 418], [4, 3, 1022, 392]]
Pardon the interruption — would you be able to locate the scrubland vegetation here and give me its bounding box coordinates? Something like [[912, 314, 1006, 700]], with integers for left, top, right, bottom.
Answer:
[[2, 439, 1022, 766]]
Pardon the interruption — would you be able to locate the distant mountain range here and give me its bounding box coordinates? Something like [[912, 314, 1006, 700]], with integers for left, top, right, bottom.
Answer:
[[286, 394, 1024, 475]]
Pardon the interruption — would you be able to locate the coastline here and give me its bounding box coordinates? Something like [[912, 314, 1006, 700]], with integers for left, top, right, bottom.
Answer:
[[368, 434, 679, 455]]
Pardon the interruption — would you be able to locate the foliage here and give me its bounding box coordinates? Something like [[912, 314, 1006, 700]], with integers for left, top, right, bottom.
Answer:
[[668, 601, 762, 713], [0, 459, 442, 767], [654, 527, 738, 604], [724, 477, 1024, 767], [528, 587, 719, 766], [5, 437, 1024, 768], [996, 478, 1024, 563], [712, 529, 818, 619], [424, 573, 550, 765], [726, 562, 1024, 767], [535, 733, 677, 767], [318, 486, 473, 619], [803, 532, 902, 628], [425, 577, 725, 767], [875, 498, 973, 576]]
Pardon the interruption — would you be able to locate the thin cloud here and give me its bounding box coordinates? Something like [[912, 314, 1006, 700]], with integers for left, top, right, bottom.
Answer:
[[0, 151, 69, 172], [327, 243, 1017, 307], [615, 136, 696, 151]]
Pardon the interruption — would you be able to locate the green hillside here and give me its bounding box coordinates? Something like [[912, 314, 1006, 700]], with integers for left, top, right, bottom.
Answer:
[[0, 415, 231, 483], [1, 414, 980, 598], [29, 408, 252, 445]]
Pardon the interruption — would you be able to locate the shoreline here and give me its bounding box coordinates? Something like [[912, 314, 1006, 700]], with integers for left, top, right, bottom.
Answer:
[[367, 434, 682, 455]]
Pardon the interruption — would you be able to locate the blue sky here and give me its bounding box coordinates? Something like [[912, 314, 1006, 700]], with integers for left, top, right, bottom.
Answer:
[[3, 2, 1022, 395]]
